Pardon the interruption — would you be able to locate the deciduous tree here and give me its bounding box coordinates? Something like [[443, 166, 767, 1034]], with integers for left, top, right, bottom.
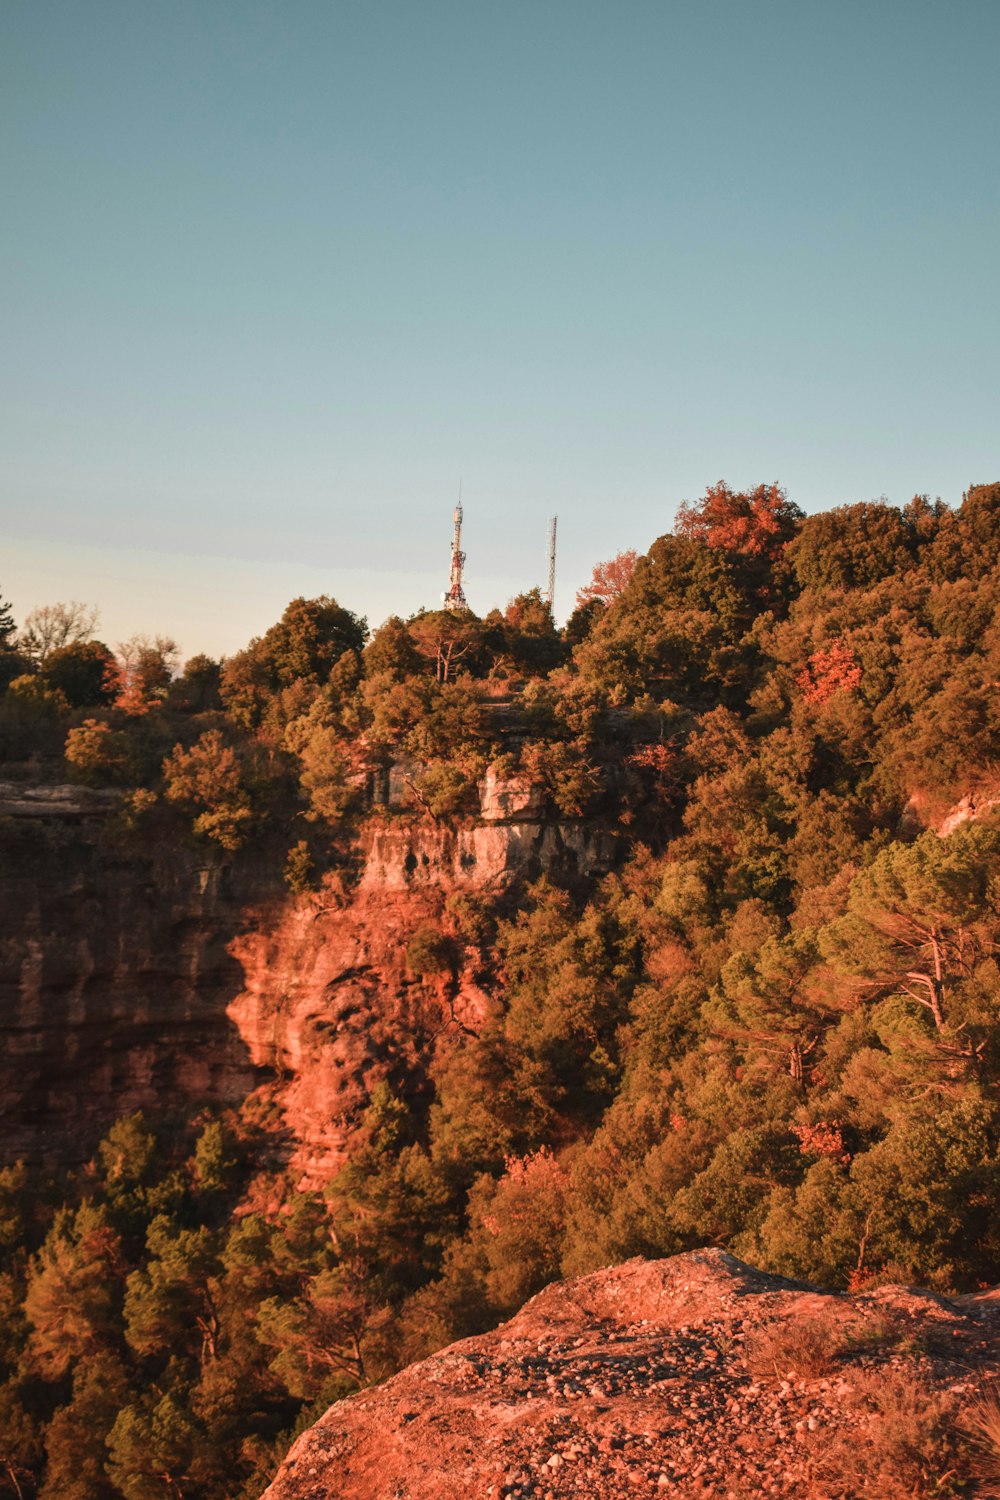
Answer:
[[676, 482, 802, 562], [163, 730, 253, 849], [19, 602, 99, 664], [575, 549, 639, 608]]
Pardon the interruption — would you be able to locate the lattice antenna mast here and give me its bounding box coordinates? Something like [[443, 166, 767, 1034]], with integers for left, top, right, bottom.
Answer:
[[441, 497, 468, 611], [546, 515, 557, 609]]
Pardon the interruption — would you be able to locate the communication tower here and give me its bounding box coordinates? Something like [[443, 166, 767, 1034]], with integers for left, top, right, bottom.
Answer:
[[546, 515, 557, 609], [441, 502, 468, 611]]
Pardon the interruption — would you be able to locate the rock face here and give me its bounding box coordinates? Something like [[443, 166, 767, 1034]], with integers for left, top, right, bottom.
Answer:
[[479, 766, 547, 824], [0, 780, 121, 819], [936, 788, 1000, 837], [263, 1249, 1000, 1500], [228, 789, 619, 1183], [0, 813, 477, 1175], [0, 768, 617, 1175], [227, 878, 493, 1186], [359, 817, 617, 893], [0, 822, 264, 1166]]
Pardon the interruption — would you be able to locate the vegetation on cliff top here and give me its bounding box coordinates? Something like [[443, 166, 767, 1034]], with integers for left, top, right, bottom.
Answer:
[[1, 479, 1000, 1498]]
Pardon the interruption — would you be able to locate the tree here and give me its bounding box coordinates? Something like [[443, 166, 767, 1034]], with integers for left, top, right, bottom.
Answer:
[[221, 597, 366, 729], [845, 1093, 1000, 1285], [64, 718, 131, 785], [0, 590, 15, 649], [191, 1120, 240, 1197], [670, 1126, 803, 1246], [576, 550, 639, 608], [499, 881, 633, 1113], [39, 1354, 129, 1500], [405, 923, 454, 978], [0, 1163, 28, 1254], [100, 1112, 158, 1187], [407, 610, 485, 683], [563, 595, 606, 646], [0, 1380, 41, 1500], [284, 687, 366, 827], [106, 1393, 199, 1500], [466, 1148, 569, 1313], [708, 928, 832, 1090], [499, 589, 564, 676], [363, 616, 422, 681], [255, 1263, 372, 1395], [428, 1032, 555, 1190], [675, 482, 802, 561], [107, 636, 179, 715], [167, 654, 222, 713], [41, 640, 117, 708], [5, 671, 65, 705], [789, 502, 916, 591], [123, 1216, 223, 1365], [796, 640, 862, 705], [97, 1112, 164, 1233], [0, 648, 32, 696], [163, 730, 253, 849], [24, 1204, 123, 1380], [928, 481, 1000, 582], [324, 1086, 453, 1304], [573, 532, 761, 703], [19, 602, 98, 664], [820, 822, 1000, 1038], [254, 597, 366, 688]]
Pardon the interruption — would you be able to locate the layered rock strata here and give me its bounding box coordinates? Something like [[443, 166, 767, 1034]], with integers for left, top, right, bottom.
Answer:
[[0, 824, 262, 1165], [0, 768, 616, 1174]]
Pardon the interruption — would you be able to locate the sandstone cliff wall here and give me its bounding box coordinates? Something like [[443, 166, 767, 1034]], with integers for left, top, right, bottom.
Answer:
[[229, 799, 617, 1185], [0, 770, 617, 1176], [0, 821, 263, 1166]]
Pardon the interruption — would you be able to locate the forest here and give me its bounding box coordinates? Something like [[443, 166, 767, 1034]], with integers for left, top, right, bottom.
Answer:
[[0, 479, 999, 1499]]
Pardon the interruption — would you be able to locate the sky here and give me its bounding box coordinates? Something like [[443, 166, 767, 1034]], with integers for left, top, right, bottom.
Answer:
[[2, 0, 998, 660]]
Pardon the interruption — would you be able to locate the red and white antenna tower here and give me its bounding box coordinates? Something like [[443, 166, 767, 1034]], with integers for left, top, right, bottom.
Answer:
[[441, 495, 468, 611]]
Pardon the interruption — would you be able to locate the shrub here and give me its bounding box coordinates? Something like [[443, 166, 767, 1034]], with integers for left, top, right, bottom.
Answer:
[[963, 1380, 1000, 1496], [818, 1364, 969, 1499], [65, 718, 131, 785], [284, 840, 315, 895], [744, 1313, 845, 1380], [405, 924, 453, 978]]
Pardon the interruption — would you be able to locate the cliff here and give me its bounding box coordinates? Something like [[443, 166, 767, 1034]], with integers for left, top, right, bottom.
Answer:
[[263, 1249, 1000, 1500], [0, 768, 615, 1175], [229, 784, 618, 1185], [0, 814, 264, 1165], [0, 765, 987, 1180]]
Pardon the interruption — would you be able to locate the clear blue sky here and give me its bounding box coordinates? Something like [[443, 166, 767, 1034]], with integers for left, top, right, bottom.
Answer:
[[2, 1, 998, 658]]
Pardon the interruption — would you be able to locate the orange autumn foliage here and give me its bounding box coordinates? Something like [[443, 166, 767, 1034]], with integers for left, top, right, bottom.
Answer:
[[675, 480, 800, 560], [796, 640, 862, 704], [575, 549, 639, 608]]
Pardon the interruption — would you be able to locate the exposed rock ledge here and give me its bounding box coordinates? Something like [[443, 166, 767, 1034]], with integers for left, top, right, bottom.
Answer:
[[263, 1249, 1000, 1500], [361, 819, 619, 892], [0, 780, 121, 818]]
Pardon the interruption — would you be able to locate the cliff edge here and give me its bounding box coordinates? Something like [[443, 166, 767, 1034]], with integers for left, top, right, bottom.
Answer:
[[263, 1249, 1000, 1500]]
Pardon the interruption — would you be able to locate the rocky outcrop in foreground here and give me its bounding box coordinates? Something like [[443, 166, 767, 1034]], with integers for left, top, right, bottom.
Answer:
[[264, 1250, 1000, 1500]]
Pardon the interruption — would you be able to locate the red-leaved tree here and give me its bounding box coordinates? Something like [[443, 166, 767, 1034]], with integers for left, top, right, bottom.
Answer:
[[675, 481, 801, 561], [796, 641, 862, 704], [575, 549, 638, 608]]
